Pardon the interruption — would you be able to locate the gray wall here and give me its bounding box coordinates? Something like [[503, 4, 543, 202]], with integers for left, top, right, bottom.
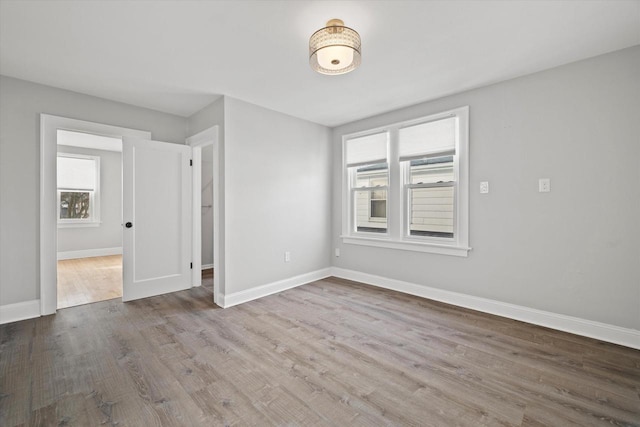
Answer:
[[56, 145, 122, 253], [332, 46, 640, 330], [224, 97, 332, 294], [0, 75, 187, 306]]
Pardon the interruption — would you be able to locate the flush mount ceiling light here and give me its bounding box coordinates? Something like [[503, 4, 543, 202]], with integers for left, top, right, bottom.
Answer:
[[309, 18, 361, 75]]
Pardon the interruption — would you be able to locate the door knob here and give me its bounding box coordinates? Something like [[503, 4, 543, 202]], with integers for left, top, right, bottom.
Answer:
[[125, 222, 133, 228]]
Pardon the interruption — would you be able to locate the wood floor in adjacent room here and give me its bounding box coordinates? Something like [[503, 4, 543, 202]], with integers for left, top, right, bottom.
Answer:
[[1, 277, 639, 426], [57, 255, 122, 309]]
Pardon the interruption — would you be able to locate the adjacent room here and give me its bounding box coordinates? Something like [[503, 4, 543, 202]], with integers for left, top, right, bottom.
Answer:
[[56, 130, 124, 309], [0, 1, 638, 426]]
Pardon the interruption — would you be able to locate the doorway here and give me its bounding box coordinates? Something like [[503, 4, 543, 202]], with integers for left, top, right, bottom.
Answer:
[[40, 115, 221, 316], [40, 115, 151, 315], [201, 143, 214, 292], [55, 130, 123, 308], [187, 126, 220, 304]]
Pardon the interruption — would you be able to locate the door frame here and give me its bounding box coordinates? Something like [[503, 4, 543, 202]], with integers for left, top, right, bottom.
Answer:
[[186, 126, 221, 305], [40, 114, 150, 316]]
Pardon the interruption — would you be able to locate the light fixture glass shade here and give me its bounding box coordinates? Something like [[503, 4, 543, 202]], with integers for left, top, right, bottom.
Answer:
[[309, 19, 361, 75]]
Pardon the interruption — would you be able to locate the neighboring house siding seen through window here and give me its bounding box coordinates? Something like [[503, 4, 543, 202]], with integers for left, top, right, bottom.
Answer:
[[342, 106, 470, 257], [57, 153, 100, 226]]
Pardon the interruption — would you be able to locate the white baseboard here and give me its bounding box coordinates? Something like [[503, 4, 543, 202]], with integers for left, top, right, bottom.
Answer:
[[331, 267, 640, 350], [202, 264, 214, 270], [57, 247, 122, 260], [0, 299, 41, 325], [220, 268, 332, 308]]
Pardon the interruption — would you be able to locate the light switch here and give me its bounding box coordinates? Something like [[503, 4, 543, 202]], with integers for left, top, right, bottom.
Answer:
[[539, 178, 550, 193], [480, 181, 489, 194]]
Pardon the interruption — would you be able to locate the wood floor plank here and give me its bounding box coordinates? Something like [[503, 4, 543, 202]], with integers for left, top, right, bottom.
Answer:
[[1, 276, 639, 426], [236, 303, 522, 425], [308, 279, 640, 402], [57, 255, 123, 309]]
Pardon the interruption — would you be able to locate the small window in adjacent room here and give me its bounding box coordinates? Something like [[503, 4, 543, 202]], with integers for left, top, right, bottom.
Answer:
[[57, 153, 100, 226], [342, 106, 469, 257]]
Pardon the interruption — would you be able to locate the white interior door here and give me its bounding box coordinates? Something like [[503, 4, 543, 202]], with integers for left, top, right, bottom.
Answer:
[[122, 137, 192, 302]]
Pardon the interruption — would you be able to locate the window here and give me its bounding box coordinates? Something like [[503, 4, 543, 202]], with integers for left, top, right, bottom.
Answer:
[[342, 106, 469, 257], [406, 155, 454, 238], [57, 153, 100, 226], [345, 132, 389, 234]]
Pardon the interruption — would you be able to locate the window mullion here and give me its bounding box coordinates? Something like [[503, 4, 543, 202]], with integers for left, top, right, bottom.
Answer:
[[400, 162, 411, 239], [388, 127, 401, 240]]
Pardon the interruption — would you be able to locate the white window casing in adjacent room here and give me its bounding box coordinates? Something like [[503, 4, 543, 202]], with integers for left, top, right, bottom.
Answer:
[[342, 106, 470, 257], [57, 153, 101, 227]]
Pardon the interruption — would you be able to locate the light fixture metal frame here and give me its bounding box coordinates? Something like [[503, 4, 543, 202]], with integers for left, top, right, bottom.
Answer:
[[309, 19, 361, 75]]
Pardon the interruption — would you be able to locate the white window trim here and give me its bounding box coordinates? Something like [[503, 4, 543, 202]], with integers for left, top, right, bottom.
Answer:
[[341, 106, 471, 257], [57, 152, 101, 227]]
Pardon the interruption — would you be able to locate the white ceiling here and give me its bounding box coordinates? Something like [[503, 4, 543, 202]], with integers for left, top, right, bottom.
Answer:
[[1, 0, 638, 127]]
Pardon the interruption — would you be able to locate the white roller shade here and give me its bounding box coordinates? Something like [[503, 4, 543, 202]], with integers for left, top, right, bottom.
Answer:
[[345, 132, 388, 167], [57, 156, 97, 191], [399, 117, 456, 161]]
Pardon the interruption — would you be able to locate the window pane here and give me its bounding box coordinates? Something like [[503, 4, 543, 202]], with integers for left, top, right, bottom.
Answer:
[[410, 156, 454, 185], [355, 190, 387, 233], [354, 162, 388, 187], [409, 187, 454, 238], [354, 162, 388, 232], [369, 198, 387, 220], [60, 191, 91, 219]]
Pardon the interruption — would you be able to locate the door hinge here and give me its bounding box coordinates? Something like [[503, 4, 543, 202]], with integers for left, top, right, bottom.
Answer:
[[190, 159, 193, 166], [190, 262, 193, 269]]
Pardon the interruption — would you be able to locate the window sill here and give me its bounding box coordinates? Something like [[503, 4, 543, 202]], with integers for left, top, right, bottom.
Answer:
[[341, 235, 471, 257], [57, 222, 101, 229]]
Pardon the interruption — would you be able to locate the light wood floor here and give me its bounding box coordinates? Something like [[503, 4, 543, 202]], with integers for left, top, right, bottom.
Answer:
[[1, 277, 639, 426], [57, 255, 122, 309]]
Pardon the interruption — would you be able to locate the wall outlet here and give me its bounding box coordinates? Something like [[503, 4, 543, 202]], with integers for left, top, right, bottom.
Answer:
[[480, 181, 489, 194], [284, 251, 291, 262], [335, 248, 340, 257], [539, 178, 551, 193]]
